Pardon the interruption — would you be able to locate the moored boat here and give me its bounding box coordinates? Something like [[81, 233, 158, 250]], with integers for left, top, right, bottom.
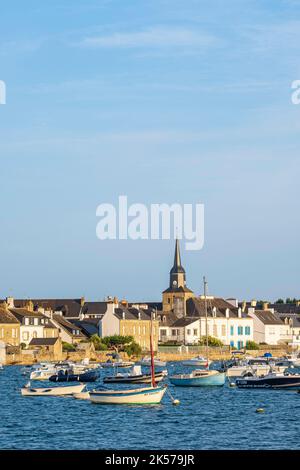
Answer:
[[21, 383, 86, 396], [236, 372, 300, 389], [169, 369, 226, 387], [181, 356, 211, 367], [103, 365, 167, 384], [89, 385, 167, 404], [137, 357, 167, 367], [49, 369, 99, 383]]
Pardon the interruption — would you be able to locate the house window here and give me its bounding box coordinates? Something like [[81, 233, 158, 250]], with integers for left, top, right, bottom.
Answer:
[[160, 329, 167, 336], [230, 326, 234, 336], [221, 325, 226, 336], [238, 326, 243, 335], [187, 329, 191, 335], [34, 318, 38, 326], [25, 318, 29, 326], [237, 341, 244, 349], [193, 329, 198, 336], [230, 340, 234, 347], [245, 326, 251, 335], [168, 298, 171, 304], [172, 329, 177, 336]]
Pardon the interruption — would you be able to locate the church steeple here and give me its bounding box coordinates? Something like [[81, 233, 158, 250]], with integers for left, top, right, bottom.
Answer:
[[173, 238, 182, 269], [169, 239, 186, 289]]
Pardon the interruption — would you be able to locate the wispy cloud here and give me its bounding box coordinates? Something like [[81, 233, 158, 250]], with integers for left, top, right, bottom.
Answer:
[[78, 26, 219, 49]]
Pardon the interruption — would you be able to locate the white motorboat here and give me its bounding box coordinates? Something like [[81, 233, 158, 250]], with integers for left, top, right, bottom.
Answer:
[[137, 356, 167, 367], [100, 360, 135, 368], [181, 356, 212, 367], [21, 382, 85, 396]]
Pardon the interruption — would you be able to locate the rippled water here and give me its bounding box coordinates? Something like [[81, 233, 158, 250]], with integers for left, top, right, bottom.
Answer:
[[0, 364, 299, 450]]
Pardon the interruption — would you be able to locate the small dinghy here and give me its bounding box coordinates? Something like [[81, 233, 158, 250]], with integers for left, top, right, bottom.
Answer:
[[181, 356, 212, 367], [49, 369, 99, 383], [137, 357, 167, 367], [21, 382, 85, 396], [103, 365, 167, 384]]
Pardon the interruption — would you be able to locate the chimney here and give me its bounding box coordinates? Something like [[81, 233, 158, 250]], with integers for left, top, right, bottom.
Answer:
[[263, 302, 269, 311], [242, 301, 247, 312], [238, 307, 242, 318], [6, 297, 14, 308], [122, 311, 125, 320], [138, 311, 141, 320], [25, 300, 34, 312], [80, 297, 85, 307], [225, 308, 230, 318], [251, 299, 257, 307]]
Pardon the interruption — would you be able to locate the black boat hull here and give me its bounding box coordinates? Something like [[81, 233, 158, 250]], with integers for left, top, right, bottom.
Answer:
[[236, 375, 300, 389], [49, 371, 99, 383], [103, 373, 165, 384]]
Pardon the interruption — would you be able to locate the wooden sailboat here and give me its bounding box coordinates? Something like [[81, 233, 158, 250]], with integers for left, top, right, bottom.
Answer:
[[89, 318, 167, 404], [169, 277, 226, 387]]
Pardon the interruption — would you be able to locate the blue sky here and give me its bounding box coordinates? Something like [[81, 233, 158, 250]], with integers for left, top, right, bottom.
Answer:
[[0, 0, 300, 302]]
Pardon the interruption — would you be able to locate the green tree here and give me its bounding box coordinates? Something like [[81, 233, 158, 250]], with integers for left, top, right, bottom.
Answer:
[[246, 340, 259, 350], [199, 336, 223, 347], [62, 342, 76, 352], [275, 299, 284, 304]]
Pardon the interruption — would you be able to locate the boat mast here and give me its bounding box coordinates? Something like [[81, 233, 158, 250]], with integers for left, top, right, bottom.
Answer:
[[203, 276, 209, 366], [150, 312, 156, 388]]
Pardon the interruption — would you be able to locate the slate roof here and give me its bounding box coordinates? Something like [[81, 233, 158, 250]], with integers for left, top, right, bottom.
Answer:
[[53, 314, 86, 337], [114, 307, 154, 321], [81, 302, 108, 317], [0, 307, 20, 324], [29, 338, 59, 346], [253, 310, 283, 325], [170, 317, 199, 327], [14, 299, 83, 318], [72, 319, 100, 337], [278, 314, 300, 328], [162, 286, 194, 294], [186, 297, 247, 318], [270, 303, 300, 314]]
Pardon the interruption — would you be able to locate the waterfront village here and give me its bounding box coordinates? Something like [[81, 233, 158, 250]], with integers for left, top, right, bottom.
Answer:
[[1, 239, 300, 365]]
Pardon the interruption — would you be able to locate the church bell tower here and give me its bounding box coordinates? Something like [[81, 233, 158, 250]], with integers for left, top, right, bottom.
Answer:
[[162, 239, 194, 314]]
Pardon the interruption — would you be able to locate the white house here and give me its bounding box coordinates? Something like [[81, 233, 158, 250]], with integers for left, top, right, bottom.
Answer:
[[248, 310, 287, 345], [159, 297, 254, 349]]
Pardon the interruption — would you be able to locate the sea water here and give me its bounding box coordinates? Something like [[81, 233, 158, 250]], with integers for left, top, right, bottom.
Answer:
[[0, 364, 299, 450]]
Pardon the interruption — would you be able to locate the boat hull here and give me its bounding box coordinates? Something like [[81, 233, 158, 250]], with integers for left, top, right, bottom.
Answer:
[[170, 372, 226, 387], [49, 370, 99, 383], [103, 372, 165, 384], [90, 386, 167, 404], [21, 383, 85, 396], [236, 375, 300, 389]]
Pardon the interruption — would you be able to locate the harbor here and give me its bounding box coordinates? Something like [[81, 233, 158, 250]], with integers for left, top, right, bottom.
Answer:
[[1, 359, 300, 450]]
